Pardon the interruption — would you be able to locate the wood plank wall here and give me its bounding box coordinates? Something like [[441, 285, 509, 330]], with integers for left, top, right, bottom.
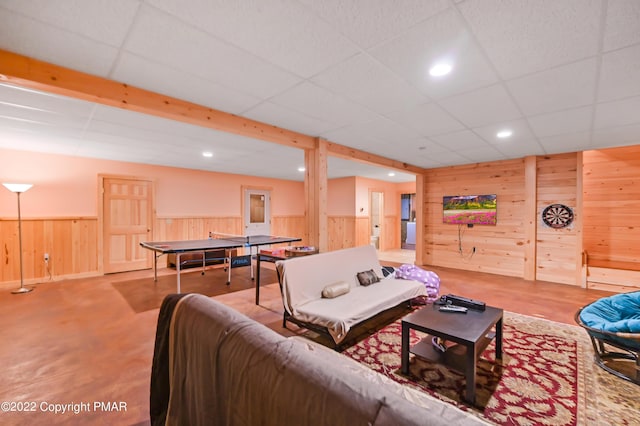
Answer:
[[0, 215, 305, 285], [327, 215, 398, 251], [583, 146, 640, 291], [328, 216, 358, 251], [0, 218, 98, 285], [421, 159, 527, 278], [583, 146, 640, 270], [535, 154, 580, 285]]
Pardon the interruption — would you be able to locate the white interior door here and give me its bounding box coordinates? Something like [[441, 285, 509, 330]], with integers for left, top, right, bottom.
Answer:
[[244, 189, 271, 236]]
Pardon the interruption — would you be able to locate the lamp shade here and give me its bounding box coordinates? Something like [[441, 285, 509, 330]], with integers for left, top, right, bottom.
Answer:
[[2, 183, 33, 193]]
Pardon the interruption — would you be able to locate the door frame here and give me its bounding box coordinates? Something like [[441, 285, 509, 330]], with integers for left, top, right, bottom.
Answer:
[[241, 185, 273, 236], [369, 189, 384, 250], [97, 174, 156, 274]]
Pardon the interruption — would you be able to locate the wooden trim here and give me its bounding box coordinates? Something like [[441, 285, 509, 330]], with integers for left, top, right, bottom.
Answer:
[[156, 215, 242, 220], [97, 175, 105, 274], [327, 141, 426, 175], [0, 49, 315, 150], [0, 216, 97, 221], [575, 152, 585, 287], [523, 156, 537, 280], [415, 174, 424, 266], [317, 138, 328, 252]]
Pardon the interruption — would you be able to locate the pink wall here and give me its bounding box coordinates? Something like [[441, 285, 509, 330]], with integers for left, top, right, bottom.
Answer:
[[0, 149, 304, 218], [328, 177, 356, 216]]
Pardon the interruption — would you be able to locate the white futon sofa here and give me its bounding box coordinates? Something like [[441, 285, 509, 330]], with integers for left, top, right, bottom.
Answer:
[[277, 245, 427, 346]]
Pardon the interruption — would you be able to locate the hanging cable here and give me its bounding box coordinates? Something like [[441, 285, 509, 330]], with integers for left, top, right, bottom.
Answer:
[[457, 224, 476, 261]]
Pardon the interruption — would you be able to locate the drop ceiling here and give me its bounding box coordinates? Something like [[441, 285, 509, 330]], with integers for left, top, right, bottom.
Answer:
[[0, 0, 639, 182]]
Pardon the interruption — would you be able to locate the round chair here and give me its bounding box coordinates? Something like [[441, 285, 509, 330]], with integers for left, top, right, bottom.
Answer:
[[575, 291, 640, 385]]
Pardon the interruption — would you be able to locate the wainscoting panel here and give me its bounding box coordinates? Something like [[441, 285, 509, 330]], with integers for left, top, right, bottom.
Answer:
[[0, 217, 98, 285]]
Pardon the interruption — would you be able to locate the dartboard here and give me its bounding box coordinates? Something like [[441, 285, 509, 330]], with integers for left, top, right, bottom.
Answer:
[[542, 204, 574, 228]]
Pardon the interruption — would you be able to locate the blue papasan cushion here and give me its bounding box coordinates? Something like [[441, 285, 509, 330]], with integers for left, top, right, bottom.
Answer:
[[580, 291, 640, 350]]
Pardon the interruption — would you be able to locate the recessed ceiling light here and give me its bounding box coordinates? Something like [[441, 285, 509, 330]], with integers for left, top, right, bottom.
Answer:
[[298, 167, 305, 172], [388, 172, 396, 177], [202, 151, 213, 158], [496, 130, 513, 139], [429, 63, 452, 77]]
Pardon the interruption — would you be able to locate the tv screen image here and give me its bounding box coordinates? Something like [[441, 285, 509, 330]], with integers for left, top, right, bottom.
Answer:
[[443, 194, 497, 225]]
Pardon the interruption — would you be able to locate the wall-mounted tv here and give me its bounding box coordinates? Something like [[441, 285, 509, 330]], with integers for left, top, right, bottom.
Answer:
[[443, 194, 497, 225]]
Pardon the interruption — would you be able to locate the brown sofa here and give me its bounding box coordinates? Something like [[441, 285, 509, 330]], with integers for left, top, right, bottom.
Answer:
[[150, 293, 489, 426]]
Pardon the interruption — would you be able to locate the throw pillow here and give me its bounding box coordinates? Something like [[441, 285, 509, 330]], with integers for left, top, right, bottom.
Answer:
[[321, 281, 350, 299], [356, 269, 380, 286]]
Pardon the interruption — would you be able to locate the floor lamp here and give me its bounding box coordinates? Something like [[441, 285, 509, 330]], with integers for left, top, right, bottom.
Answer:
[[3, 183, 34, 294]]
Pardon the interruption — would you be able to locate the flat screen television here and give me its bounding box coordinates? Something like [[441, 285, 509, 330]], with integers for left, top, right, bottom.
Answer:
[[443, 194, 497, 225]]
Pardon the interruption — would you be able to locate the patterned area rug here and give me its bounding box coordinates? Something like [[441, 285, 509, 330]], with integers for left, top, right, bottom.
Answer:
[[343, 311, 640, 425]]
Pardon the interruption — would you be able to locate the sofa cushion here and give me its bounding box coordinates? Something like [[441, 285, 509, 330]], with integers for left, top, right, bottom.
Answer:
[[321, 281, 350, 299], [357, 269, 381, 286]]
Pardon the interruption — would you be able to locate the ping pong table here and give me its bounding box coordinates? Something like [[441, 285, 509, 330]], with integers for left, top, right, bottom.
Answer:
[[140, 234, 301, 304]]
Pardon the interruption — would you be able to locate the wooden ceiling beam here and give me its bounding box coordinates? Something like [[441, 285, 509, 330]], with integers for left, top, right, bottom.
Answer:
[[0, 49, 315, 150], [326, 141, 426, 175]]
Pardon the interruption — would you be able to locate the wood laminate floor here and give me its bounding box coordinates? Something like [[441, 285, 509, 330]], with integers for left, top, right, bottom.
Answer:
[[0, 254, 614, 425]]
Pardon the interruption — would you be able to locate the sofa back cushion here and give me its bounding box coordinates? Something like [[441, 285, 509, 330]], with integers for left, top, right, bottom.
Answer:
[[279, 245, 384, 313]]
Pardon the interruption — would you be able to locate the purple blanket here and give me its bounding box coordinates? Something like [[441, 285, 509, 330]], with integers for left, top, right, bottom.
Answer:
[[395, 264, 440, 302]]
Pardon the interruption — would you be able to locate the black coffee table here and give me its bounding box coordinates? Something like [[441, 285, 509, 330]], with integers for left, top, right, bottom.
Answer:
[[400, 304, 503, 405]]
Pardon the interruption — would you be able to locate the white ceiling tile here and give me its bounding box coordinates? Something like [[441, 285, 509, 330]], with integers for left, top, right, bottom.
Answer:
[[124, 5, 301, 99], [594, 96, 640, 129], [430, 130, 490, 151], [492, 139, 545, 159], [321, 126, 387, 152], [369, 8, 498, 100], [507, 58, 598, 116], [597, 44, 640, 103], [592, 124, 640, 149], [270, 82, 379, 127], [456, 146, 507, 163], [603, 0, 640, 51], [386, 102, 465, 137], [328, 157, 415, 182], [0, 119, 85, 149], [538, 131, 591, 154], [0, 10, 118, 77], [311, 53, 430, 115], [242, 102, 336, 136], [148, 0, 359, 78], [421, 150, 471, 166], [473, 119, 537, 146], [299, 0, 450, 49], [0, 102, 88, 129], [412, 155, 446, 168], [528, 106, 593, 138], [0, 128, 83, 156], [112, 53, 261, 114], [343, 118, 422, 144], [0, 0, 140, 47], [459, 0, 601, 79], [438, 84, 522, 128], [0, 83, 94, 119]]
